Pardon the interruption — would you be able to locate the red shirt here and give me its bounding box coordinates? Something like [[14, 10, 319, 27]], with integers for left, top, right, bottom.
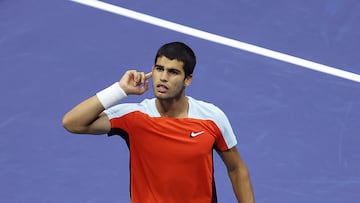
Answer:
[[105, 97, 237, 203]]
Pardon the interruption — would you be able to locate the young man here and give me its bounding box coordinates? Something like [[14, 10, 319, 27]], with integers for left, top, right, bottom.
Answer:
[[62, 42, 254, 203]]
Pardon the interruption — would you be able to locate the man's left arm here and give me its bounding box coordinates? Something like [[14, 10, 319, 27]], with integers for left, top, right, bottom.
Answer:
[[218, 146, 255, 203]]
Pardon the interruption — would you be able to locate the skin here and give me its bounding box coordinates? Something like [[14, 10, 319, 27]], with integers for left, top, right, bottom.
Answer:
[[62, 56, 255, 203], [152, 56, 192, 118]]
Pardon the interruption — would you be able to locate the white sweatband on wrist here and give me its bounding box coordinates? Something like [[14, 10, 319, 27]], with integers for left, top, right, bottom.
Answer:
[[96, 82, 127, 109]]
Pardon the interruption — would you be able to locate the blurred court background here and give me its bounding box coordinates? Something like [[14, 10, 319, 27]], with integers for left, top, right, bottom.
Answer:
[[1, 0, 359, 202]]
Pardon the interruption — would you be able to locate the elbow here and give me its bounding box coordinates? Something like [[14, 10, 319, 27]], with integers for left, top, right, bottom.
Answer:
[[239, 165, 251, 179], [62, 114, 81, 134], [229, 164, 251, 180], [239, 167, 251, 181], [62, 115, 73, 133]]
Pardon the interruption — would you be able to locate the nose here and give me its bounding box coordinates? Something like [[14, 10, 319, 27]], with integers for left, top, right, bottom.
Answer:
[[160, 71, 168, 82]]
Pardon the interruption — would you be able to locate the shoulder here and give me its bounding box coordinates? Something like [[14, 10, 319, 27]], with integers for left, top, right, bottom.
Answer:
[[104, 98, 158, 119], [188, 96, 227, 120], [188, 97, 237, 149]]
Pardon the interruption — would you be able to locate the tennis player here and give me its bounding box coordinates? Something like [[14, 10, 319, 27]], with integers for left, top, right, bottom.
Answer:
[[62, 42, 254, 203]]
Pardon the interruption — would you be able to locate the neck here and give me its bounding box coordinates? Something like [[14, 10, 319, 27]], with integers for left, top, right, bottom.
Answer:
[[156, 95, 189, 118]]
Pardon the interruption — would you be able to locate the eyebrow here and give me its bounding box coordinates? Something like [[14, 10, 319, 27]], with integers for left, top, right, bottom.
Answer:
[[154, 64, 164, 68], [155, 64, 182, 72]]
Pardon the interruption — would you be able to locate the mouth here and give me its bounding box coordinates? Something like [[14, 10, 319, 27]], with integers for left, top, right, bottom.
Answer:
[[156, 84, 168, 93]]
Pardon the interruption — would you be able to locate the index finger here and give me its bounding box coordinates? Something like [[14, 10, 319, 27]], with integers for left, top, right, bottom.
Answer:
[[145, 72, 152, 79]]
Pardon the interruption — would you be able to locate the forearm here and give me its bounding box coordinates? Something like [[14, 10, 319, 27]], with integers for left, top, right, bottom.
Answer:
[[229, 167, 255, 203], [62, 95, 105, 134], [62, 71, 151, 135], [63, 81, 129, 134]]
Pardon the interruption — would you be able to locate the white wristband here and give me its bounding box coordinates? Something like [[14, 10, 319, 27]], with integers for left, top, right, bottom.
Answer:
[[96, 82, 127, 109]]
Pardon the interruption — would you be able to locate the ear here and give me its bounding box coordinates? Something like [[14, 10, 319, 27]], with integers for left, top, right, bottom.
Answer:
[[184, 74, 193, 87]]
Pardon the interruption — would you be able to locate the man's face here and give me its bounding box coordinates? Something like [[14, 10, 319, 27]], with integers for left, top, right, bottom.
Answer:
[[152, 56, 192, 100]]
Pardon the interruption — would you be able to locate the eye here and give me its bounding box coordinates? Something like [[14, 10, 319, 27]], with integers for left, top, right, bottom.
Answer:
[[169, 69, 180, 75], [155, 65, 164, 71]]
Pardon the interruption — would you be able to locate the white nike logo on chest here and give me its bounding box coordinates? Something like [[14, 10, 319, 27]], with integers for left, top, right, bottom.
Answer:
[[190, 131, 205, 137]]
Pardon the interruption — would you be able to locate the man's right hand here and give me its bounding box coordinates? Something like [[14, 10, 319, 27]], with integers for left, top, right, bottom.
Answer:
[[119, 70, 152, 95]]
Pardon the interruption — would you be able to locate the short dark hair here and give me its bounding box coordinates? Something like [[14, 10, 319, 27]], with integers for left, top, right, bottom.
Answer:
[[155, 42, 196, 77]]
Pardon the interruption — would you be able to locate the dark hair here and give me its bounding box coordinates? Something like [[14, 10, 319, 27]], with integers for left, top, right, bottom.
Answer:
[[155, 42, 196, 77]]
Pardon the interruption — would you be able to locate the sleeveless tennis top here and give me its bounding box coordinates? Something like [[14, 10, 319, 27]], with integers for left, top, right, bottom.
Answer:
[[104, 96, 237, 203]]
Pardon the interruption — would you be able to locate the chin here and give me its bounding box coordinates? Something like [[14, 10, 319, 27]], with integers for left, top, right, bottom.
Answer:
[[155, 93, 169, 100], [156, 93, 184, 102]]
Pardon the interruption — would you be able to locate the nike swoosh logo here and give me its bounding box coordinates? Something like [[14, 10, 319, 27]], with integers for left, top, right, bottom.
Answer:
[[190, 131, 205, 137]]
